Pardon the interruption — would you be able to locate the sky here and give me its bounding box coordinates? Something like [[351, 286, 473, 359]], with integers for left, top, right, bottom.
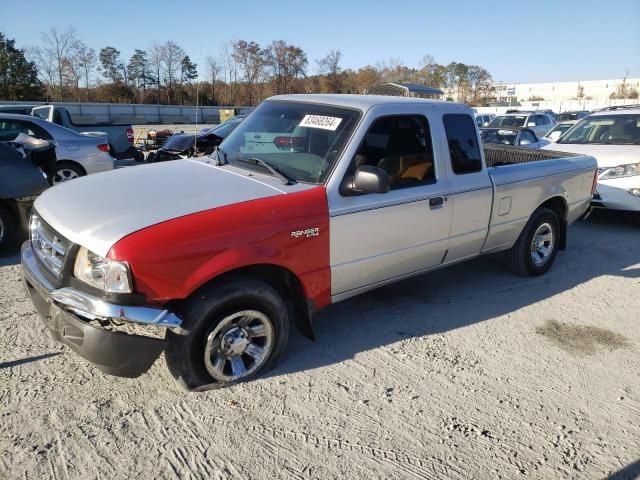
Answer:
[[2, 0, 639, 84]]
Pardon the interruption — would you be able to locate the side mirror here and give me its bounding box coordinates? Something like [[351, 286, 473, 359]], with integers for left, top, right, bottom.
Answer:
[[527, 122, 536, 127], [548, 131, 562, 142], [519, 138, 532, 146], [351, 165, 390, 194]]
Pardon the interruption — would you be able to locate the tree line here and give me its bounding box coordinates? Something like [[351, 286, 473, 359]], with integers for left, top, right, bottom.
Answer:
[[2, 27, 498, 106]]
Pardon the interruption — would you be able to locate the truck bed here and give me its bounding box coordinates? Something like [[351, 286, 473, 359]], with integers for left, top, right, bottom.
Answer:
[[484, 144, 580, 167]]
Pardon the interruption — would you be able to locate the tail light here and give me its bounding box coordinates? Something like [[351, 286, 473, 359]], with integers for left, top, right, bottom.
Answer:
[[591, 169, 599, 195], [273, 136, 305, 150], [97, 144, 110, 152], [126, 128, 134, 143]]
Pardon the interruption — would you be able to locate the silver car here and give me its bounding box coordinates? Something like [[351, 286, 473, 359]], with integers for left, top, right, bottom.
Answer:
[[488, 112, 555, 138], [0, 114, 114, 184]]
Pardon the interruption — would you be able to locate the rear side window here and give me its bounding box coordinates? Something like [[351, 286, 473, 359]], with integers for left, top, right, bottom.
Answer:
[[443, 114, 483, 174]]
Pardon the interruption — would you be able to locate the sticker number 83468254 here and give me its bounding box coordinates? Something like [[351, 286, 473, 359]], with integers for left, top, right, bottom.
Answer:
[[298, 115, 342, 131]]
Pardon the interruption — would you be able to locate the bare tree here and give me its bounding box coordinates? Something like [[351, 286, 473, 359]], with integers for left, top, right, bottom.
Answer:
[[232, 40, 267, 105], [222, 41, 238, 104], [205, 55, 221, 104], [41, 27, 79, 101], [160, 40, 185, 104], [317, 50, 343, 93], [267, 40, 308, 94], [28, 46, 57, 100], [149, 43, 163, 104], [61, 55, 81, 101], [76, 43, 97, 102]]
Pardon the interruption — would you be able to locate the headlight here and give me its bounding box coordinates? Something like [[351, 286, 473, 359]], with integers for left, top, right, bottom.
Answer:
[[600, 163, 640, 180], [73, 247, 132, 293]]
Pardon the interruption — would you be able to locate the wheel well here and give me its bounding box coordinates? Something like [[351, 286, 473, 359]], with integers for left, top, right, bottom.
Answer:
[[183, 264, 315, 340], [538, 196, 568, 250], [56, 160, 87, 176], [539, 196, 567, 221]]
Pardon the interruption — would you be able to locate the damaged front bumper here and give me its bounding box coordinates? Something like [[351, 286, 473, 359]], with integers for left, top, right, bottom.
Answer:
[[20, 242, 181, 378]]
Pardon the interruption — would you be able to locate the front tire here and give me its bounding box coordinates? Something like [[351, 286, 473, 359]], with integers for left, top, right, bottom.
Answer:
[[505, 207, 560, 276], [165, 275, 289, 390], [0, 203, 16, 253]]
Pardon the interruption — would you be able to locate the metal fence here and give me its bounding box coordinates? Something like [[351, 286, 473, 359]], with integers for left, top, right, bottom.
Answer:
[[0, 101, 253, 125]]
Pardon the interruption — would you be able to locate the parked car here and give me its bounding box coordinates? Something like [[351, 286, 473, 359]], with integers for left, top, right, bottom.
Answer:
[[30, 105, 139, 160], [0, 104, 37, 115], [0, 114, 114, 184], [0, 134, 56, 252], [538, 109, 557, 122], [480, 127, 550, 148], [488, 113, 555, 137], [21, 94, 596, 388], [148, 115, 246, 162], [543, 106, 640, 212], [475, 113, 495, 128], [556, 111, 589, 122], [544, 121, 577, 142]]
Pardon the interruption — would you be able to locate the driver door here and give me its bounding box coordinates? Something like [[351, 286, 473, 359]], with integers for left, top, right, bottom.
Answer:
[[328, 112, 453, 300]]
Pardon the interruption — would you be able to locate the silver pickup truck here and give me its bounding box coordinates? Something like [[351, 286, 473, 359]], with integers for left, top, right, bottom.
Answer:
[[21, 94, 597, 390]]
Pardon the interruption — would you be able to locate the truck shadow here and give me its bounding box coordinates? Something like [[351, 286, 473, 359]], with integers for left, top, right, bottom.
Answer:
[[271, 210, 640, 378]]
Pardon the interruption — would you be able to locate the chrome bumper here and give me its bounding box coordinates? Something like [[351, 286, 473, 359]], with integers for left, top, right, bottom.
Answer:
[[21, 242, 182, 328], [20, 242, 179, 378]]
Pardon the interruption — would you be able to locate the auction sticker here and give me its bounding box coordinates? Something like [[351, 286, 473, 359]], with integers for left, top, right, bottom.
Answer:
[[299, 115, 342, 131]]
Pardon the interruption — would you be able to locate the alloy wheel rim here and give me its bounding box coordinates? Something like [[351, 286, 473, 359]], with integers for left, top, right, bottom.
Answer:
[[53, 168, 80, 184], [204, 310, 274, 382], [0, 215, 5, 244], [530, 222, 554, 266]]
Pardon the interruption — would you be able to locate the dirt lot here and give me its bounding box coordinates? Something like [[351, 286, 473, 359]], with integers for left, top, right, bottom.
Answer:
[[1, 211, 639, 479]]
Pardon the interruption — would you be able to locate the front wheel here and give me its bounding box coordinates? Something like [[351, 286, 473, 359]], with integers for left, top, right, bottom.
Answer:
[[505, 207, 560, 276], [165, 275, 289, 390], [53, 162, 84, 184]]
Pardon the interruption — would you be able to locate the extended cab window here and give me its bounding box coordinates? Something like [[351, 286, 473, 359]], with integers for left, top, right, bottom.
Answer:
[[443, 114, 483, 174], [346, 115, 435, 190]]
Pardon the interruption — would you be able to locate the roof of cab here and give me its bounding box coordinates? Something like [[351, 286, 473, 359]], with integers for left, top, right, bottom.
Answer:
[[267, 94, 471, 113]]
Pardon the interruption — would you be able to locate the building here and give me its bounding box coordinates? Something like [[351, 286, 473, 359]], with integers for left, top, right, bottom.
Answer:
[[492, 78, 640, 111]]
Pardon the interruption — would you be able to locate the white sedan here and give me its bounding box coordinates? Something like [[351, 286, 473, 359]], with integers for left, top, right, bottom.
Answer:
[[543, 107, 640, 212], [0, 114, 114, 184]]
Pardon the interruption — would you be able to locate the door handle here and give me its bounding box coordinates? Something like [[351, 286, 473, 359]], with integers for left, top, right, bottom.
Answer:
[[429, 196, 444, 208]]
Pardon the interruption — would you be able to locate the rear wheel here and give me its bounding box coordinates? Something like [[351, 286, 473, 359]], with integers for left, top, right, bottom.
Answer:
[[505, 207, 560, 276], [53, 162, 84, 184], [165, 275, 289, 390]]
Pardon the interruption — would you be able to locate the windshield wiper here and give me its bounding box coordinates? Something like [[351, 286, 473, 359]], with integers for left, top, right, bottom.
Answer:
[[235, 156, 297, 185]]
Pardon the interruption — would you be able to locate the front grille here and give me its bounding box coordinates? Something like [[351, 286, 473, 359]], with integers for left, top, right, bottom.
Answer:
[[30, 212, 71, 278]]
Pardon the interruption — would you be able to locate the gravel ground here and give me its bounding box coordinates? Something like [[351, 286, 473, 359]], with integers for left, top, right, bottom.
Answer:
[[1, 211, 639, 479]]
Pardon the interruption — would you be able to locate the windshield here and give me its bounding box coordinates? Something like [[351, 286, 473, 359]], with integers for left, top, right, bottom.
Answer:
[[480, 129, 517, 145], [204, 117, 243, 138], [489, 116, 526, 128], [545, 124, 573, 137], [217, 100, 360, 183], [161, 133, 194, 152], [558, 114, 640, 145], [556, 112, 583, 122]]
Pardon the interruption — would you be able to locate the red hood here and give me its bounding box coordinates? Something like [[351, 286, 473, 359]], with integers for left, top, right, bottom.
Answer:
[[108, 186, 332, 309]]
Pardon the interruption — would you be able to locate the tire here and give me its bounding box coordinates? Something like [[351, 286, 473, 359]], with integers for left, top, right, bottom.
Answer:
[[505, 207, 560, 277], [0, 203, 16, 254], [134, 148, 145, 162], [53, 161, 85, 184], [165, 274, 290, 391], [146, 152, 156, 163]]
